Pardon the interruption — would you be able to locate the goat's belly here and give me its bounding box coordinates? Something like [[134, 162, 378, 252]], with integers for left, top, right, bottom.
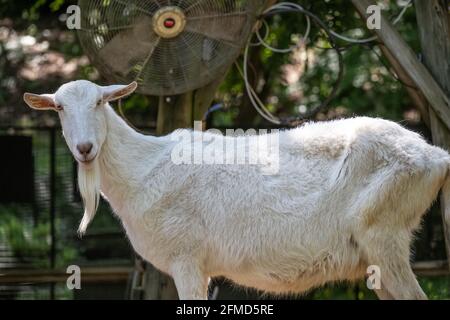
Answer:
[[223, 272, 321, 294], [213, 238, 365, 294], [222, 259, 365, 294]]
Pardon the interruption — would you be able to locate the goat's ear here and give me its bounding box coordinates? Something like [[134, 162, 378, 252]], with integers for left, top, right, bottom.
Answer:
[[101, 82, 138, 102], [23, 93, 58, 111]]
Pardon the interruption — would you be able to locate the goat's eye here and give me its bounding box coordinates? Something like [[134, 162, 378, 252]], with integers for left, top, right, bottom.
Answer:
[[55, 105, 64, 111], [96, 99, 102, 107]]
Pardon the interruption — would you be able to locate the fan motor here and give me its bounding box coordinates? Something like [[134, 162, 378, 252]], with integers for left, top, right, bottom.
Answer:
[[153, 7, 186, 39]]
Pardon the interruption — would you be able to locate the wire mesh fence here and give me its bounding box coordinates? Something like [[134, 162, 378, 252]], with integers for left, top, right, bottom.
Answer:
[[0, 126, 138, 299]]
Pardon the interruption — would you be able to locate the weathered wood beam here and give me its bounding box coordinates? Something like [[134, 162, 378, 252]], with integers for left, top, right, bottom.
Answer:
[[415, 0, 450, 268], [156, 92, 193, 135], [1, 260, 447, 286], [412, 260, 450, 277], [415, 0, 450, 91], [377, 44, 430, 127], [0, 266, 132, 284], [351, 0, 450, 130], [193, 74, 227, 123]]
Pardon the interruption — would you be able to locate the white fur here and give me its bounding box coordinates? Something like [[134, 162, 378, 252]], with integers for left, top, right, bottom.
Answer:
[[26, 81, 450, 300], [77, 160, 101, 235]]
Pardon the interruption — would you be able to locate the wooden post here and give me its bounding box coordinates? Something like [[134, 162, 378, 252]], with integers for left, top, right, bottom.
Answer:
[[351, 0, 450, 130], [156, 92, 193, 136], [415, 0, 450, 268], [376, 45, 430, 127]]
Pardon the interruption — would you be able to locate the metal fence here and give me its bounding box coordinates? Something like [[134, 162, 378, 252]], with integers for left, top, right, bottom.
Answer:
[[0, 126, 141, 299]]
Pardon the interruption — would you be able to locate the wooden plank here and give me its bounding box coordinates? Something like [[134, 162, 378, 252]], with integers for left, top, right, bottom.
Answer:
[[156, 92, 193, 135], [142, 264, 179, 299], [412, 260, 449, 277], [377, 44, 430, 127], [415, 0, 450, 268], [351, 0, 450, 130], [429, 110, 450, 266], [415, 0, 450, 93], [0, 261, 447, 287], [193, 74, 226, 122], [0, 266, 132, 284]]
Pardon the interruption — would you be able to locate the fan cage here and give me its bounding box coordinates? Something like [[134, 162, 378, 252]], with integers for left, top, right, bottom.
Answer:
[[77, 0, 266, 96]]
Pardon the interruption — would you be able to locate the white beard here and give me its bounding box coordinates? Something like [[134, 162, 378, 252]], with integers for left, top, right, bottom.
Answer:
[[77, 160, 101, 235]]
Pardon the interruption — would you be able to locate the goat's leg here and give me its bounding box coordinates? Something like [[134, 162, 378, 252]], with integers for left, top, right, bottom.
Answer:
[[373, 287, 394, 300], [364, 233, 427, 300], [169, 260, 209, 300], [375, 262, 426, 300], [384, 265, 426, 300]]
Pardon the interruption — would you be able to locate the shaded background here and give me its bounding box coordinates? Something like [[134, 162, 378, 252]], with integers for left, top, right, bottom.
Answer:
[[0, 0, 449, 299]]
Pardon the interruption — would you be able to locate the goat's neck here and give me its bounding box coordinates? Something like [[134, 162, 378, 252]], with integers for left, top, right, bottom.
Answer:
[[98, 105, 165, 205]]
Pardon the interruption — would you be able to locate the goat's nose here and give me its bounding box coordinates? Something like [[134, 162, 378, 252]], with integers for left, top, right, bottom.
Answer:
[[77, 142, 93, 156]]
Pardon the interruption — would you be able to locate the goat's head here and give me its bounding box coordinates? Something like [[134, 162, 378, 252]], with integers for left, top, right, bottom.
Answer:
[[24, 80, 137, 235], [24, 80, 137, 166]]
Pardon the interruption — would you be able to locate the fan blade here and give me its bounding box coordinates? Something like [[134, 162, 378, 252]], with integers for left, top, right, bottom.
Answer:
[[177, 33, 212, 78], [185, 12, 248, 44], [140, 40, 181, 95], [97, 17, 160, 78]]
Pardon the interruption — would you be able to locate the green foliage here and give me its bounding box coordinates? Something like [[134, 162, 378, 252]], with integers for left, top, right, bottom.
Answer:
[[0, 211, 50, 267], [310, 281, 377, 300], [1, 0, 73, 23], [310, 277, 450, 300], [419, 276, 450, 300], [216, 0, 420, 126], [0, 205, 78, 268]]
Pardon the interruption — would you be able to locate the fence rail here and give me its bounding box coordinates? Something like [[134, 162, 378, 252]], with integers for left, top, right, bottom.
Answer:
[[0, 266, 132, 284], [1, 260, 447, 286]]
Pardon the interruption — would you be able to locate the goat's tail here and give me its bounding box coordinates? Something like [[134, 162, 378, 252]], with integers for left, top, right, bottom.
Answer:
[[442, 167, 450, 257]]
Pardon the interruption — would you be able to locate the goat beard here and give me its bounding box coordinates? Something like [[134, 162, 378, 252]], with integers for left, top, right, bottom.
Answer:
[[77, 159, 101, 236]]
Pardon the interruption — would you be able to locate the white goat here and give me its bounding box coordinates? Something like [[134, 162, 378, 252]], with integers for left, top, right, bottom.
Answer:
[[24, 80, 450, 300]]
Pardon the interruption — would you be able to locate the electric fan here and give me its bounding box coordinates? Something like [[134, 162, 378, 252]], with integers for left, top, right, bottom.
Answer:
[[77, 0, 266, 96]]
